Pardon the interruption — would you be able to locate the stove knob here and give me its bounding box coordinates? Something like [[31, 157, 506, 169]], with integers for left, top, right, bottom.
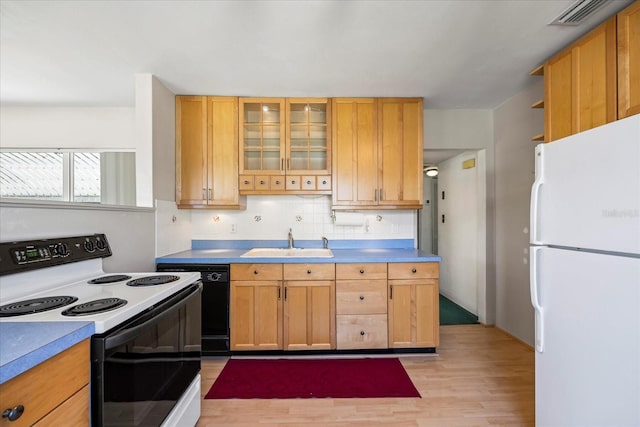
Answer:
[[55, 243, 69, 257], [96, 239, 106, 250], [83, 240, 95, 253]]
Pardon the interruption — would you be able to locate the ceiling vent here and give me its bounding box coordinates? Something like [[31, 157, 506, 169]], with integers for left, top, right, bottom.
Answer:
[[550, 0, 612, 25]]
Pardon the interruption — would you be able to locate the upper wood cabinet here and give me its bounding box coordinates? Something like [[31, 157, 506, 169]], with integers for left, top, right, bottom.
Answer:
[[332, 97, 424, 209], [538, 1, 640, 143], [618, 1, 640, 119], [544, 17, 617, 142], [239, 97, 331, 195], [378, 98, 424, 208], [176, 96, 246, 209]]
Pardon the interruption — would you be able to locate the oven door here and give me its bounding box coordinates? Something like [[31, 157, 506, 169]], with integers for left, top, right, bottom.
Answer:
[[91, 282, 202, 427]]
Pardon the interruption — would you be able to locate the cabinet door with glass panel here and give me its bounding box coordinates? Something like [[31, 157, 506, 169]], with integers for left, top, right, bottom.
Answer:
[[239, 98, 286, 176], [286, 98, 331, 177]]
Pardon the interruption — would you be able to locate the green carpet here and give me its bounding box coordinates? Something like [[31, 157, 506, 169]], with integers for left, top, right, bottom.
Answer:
[[439, 294, 479, 325]]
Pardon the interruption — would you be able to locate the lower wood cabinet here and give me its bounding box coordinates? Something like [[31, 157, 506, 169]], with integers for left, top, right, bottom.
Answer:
[[0, 340, 89, 427], [336, 263, 388, 349], [388, 262, 440, 348], [230, 264, 283, 350], [230, 263, 336, 351], [230, 261, 440, 351]]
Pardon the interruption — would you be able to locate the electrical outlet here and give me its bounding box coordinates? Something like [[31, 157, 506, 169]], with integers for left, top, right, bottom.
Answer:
[[231, 224, 237, 233]]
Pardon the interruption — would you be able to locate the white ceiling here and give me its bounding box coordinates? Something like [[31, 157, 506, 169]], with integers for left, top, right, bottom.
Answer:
[[0, 0, 633, 163]]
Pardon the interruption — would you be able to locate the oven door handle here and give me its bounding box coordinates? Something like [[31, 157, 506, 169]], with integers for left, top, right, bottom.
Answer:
[[103, 281, 202, 351]]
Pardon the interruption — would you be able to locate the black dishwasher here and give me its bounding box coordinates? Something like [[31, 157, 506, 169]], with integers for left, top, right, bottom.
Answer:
[[156, 263, 230, 355]]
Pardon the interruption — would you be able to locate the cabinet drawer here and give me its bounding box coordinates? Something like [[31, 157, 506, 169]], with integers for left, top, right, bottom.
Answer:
[[286, 176, 301, 190], [336, 315, 388, 349], [270, 176, 285, 191], [336, 280, 387, 314], [317, 175, 331, 190], [284, 263, 335, 280], [254, 175, 270, 191], [239, 175, 254, 191], [336, 263, 387, 280], [388, 262, 439, 279], [301, 176, 315, 190], [0, 340, 89, 427], [231, 263, 283, 280]]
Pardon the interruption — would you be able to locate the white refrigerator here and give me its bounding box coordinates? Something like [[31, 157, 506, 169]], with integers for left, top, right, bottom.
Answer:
[[530, 114, 640, 427]]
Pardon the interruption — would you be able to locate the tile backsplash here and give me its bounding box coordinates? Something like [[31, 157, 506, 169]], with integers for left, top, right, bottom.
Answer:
[[190, 195, 417, 244]]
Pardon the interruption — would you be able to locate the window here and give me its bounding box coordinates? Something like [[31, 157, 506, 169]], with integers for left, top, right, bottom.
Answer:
[[0, 151, 136, 205]]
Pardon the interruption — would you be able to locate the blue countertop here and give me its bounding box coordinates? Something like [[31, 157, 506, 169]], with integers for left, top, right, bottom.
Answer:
[[156, 239, 441, 264], [0, 322, 94, 384]]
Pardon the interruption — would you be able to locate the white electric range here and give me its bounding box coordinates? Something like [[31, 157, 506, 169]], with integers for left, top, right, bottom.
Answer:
[[0, 234, 203, 427]]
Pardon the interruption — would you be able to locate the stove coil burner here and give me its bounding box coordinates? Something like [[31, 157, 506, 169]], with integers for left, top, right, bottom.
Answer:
[[88, 274, 132, 284], [127, 275, 180, 287], [0, 296, 79, 317], [61, 298, 127, 316]]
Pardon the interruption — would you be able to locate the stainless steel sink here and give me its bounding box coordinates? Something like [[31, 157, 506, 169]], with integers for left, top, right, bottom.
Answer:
[[240, 248, 334, 258]]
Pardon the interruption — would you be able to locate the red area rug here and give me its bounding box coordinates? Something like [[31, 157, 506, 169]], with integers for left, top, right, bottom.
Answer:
[[205, 357, 420, 399]]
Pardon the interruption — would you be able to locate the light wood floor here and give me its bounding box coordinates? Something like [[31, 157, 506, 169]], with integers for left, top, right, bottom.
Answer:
[[197, 325, 534, 426]]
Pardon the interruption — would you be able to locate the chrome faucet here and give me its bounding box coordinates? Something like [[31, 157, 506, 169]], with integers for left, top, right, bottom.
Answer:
[[288, 228, 294, 249], [322, 236, 329, 249]]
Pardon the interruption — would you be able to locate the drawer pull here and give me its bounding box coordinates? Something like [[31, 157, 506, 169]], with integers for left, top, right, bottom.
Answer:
[[2, 405, 24, 421], [275, 180, 281, 185], [359, 295, 365, 301], [259, 180, 265, 185], [243, 180, 249, 185], [254, 270, 258, 275], [359, 269, 365, 274], [360, 331, 365, 336], [322, 180, 327, 184], [411, 268, 417, 273], [307, 269, 312, 274], [306, 180, 312, 185]]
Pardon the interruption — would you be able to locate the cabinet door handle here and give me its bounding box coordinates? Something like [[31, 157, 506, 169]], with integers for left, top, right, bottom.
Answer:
[[359, 295, 365, 301], [202, 188, 207, 200], [254, 270, 258, 275], [208, 188, 212, 199], [2, 405, 24, 421], [374, 189, 378, 201], [389, 285, 393, 299], [277, 287, 281, 300], [307, 269, 312, 274], [359, 269, 365, 274], [284, 287, 288, 301], [287, 158, 290, 170], [281, 158, 284, 170], [411, 268, 417, 273]]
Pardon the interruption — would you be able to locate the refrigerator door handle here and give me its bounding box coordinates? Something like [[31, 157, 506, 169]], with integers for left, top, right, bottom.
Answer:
[[530, 246, 544, 353], [530, 146, 544, 245]]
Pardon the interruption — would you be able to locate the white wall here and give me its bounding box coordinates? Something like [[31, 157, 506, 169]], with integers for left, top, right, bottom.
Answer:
[[0, 204, 156, 271], [190, 195, 416, 243], [0, 106, 136, 149], [493, 79, 542, 346], [425, 108, 495, 324]]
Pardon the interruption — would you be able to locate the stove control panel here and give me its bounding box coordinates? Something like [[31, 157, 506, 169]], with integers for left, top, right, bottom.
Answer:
[[0, 234, 112, 276]]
